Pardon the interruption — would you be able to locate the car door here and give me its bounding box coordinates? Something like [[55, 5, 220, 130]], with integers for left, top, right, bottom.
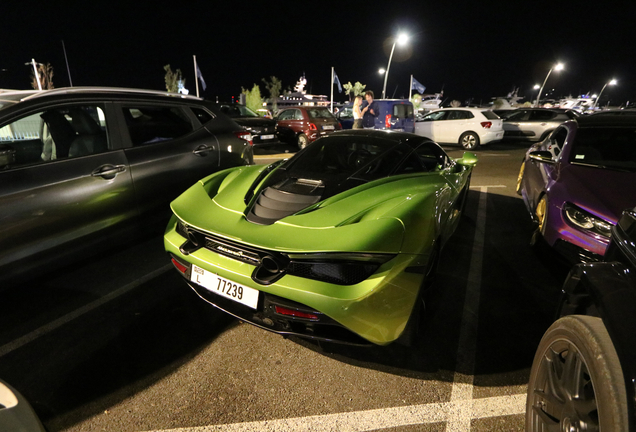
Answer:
[[414, 110, 447, 141], [443, 110, 473, 143], [504, 109, 531, 137], [0, 102, 136, 273], [115, 102, 221, 216], [274, 109, 296, 143]]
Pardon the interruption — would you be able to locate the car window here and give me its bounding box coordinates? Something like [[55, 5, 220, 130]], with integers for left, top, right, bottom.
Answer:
[[530, 110, 556, 121], [481, 111, 499, 120], [191, 107, 214, 124], [218, 104, 258, 118], [570, 127, 636, 171], [506, 110, 530, 121], [307, 108, 336, 120], [423, 111, 447, 121], [414, 142, 451, 171], [293, 109, 304, 120], [548, 127, 568, 157], [338, 107, 353, 119], [122, 106, 193, 146], [392, 104, 414, 119], [0, 104, 109, 169]]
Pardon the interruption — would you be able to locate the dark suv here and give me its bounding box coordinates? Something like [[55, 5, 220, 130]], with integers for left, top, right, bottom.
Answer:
[[214, 102, 280, 146], [0, 87, 252, 281]]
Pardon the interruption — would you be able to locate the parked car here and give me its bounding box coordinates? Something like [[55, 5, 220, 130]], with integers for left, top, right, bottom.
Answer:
[[214, 102, 280, 146], [414, 107, 504, 150], [503, 108, 577, 142], [526, 207, 636, 431], [0, 379, 45, 431], [517, 115, 636, 262], [335, 99, 415, 133], [0, 87, 252, 281], [275, 106, 341, 149], [164, 130, 477, 346]]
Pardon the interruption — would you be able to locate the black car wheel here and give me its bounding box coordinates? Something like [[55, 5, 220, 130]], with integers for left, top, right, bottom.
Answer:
[[297, 133, 309, 150], [526, 315, 628, 431], [459, 132, 480, 150]]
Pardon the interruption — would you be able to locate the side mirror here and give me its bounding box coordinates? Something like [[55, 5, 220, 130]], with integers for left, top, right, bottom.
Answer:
[[529, 150, 555, 164], [456, 151, 478, 167]]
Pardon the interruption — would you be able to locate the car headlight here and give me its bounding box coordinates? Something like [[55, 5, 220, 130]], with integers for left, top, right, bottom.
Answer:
[[564, 203, 612, 238]]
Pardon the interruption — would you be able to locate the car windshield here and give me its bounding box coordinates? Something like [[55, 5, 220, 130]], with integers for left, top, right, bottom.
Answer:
[[218, 104, 258, 118], [570, 127, 636, 171], [306, 108, 336, 120]]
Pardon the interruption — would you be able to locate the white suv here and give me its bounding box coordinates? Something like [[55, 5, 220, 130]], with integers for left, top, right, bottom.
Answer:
[[414, 107, 504, 149]]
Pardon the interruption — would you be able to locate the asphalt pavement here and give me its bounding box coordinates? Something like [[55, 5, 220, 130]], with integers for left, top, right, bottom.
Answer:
[[0, 140, 569, 432]]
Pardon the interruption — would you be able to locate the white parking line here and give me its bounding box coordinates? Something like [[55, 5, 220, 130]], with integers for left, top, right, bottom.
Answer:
[[141, 186, 526, 432], [143, 395, 525, 432], [0, 264, 173, 358]]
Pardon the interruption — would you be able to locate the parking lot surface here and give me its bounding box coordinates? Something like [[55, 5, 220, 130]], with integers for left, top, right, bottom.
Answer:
[[0, 141, 567, 431]]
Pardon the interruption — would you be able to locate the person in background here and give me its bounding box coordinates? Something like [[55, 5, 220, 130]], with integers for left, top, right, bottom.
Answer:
[[361, 90, 379, 129], [352, 95, 363, 129]]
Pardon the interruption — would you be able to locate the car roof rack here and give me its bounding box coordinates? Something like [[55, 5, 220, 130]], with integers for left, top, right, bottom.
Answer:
[[19, 86, 203, 102]]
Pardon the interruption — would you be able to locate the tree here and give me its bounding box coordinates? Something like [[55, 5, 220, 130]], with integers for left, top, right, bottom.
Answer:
[[343, 81, 366, 101], [411, 93, 422, 110], [164, 64, 184, 93], [242, 84, 263, 114], [31, 63, 54, 90], [262, 76, 282, 111]]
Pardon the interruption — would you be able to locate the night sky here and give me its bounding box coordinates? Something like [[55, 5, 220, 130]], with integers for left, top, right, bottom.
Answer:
[[3, 0, 635, 107]]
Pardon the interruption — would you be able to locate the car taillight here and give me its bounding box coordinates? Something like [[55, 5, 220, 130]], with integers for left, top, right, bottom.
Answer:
[[480, 121, 492, 129], [274, 305, 319, 320], [234, 131, 253, 145], [308, 123, 318, 130], [385, 114, 392, 129], [171, 256, 189, 274]]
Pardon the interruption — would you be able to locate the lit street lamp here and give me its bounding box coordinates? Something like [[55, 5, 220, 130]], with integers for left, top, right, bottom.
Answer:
[[382, 33, 408, 99], [592, 78, 617, 110], [535, 63, 564, 107]]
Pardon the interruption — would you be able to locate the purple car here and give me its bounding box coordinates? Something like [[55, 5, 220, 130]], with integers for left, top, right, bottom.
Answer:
[[517, 115, 636, 262]]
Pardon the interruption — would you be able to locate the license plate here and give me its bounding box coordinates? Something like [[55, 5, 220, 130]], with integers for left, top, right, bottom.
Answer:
[[260, 134, 275, 140], [322, 125, 335, 130], [191, 265, 259, 309]]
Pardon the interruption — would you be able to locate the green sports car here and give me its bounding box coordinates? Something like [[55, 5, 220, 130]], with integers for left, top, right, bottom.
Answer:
[[164, 130, 477, 345]]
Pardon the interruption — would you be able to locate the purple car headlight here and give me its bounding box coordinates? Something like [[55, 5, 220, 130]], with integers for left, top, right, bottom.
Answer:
[[563, 203, 612, 238]]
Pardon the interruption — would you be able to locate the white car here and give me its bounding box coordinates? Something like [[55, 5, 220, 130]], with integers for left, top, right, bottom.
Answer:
[[414, 107, 504, 149]]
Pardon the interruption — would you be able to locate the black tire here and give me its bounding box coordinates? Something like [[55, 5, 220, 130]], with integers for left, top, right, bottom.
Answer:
[[459, 132, 480, 150], [526, 315, 628, 431], [297, 133, 309, 150]]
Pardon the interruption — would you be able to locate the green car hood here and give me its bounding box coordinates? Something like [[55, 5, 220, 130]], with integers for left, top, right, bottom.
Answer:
[[170, 165, 456, 254]]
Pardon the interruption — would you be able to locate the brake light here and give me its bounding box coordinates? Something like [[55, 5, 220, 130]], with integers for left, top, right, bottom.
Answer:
[[385, 114, 392, 129], [480, 121, 492, 129], [308, 123, 317, 131], [274, 305, 319, 320], [234, 131, 253, 145], [171, 257, 189, 274]]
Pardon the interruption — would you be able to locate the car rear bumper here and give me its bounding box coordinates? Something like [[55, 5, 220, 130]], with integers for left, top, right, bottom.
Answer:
[[480, 129, 505, 144]]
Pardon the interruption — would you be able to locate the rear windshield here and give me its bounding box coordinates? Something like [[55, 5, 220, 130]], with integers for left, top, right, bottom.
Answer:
[[307, 108, 336, 120], [481, 111, 499, 120], [570, 127, 636, 171]]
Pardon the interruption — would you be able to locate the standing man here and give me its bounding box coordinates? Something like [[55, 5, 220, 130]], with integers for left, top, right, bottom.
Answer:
[[361, 90, 379, 129]]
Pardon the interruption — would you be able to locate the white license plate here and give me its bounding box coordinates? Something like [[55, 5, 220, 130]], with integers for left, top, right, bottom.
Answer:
[[191, 265, 259, 309], [322, 125, 335, 130], [260, 134, 275, 140]]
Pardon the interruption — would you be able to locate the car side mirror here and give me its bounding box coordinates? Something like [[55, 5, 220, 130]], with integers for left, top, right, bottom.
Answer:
[[529, 150, 555, 164], [455, 151, 478, 167]]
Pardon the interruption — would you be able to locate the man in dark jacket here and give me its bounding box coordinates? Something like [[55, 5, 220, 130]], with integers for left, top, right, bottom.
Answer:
[[361, 90, 379, 129]]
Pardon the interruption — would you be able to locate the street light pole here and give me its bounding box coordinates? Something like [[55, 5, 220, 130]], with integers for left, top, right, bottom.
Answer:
[[381, 33, 408, 100], [592, 79, 617, 110], [535, 63, 563, 107]]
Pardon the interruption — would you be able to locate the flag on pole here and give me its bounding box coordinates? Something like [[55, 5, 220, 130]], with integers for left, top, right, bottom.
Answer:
[[196, 65, 207, 91], [333, 70, 342, 93], [411, 77, 425, 94]]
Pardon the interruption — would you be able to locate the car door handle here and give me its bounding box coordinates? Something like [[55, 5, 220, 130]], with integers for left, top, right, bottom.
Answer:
[[91, 164, 126, 179], [193, 145, 214, 156]]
